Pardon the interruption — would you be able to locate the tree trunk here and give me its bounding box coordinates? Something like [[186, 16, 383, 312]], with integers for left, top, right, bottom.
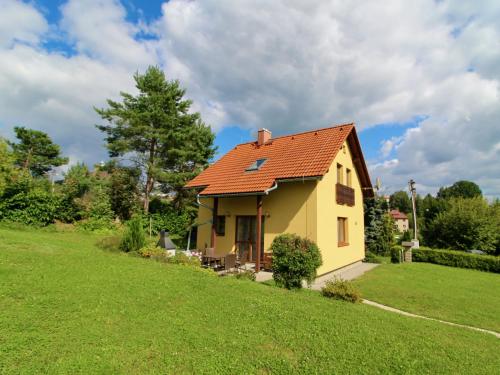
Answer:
[[143, 139, 156, 214]]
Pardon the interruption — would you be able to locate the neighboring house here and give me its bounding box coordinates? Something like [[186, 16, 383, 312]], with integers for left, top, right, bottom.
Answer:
[[390, 209, 409, 232], [185, 123, 373, 275]]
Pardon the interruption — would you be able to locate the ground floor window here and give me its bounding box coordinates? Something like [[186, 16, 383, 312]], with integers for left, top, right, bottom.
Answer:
[[216, 215, 226, 236], [337, 217, 348, 246]]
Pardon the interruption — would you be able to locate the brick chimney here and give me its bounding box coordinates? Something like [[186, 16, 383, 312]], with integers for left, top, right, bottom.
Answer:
[[257, 128, 272, 145]]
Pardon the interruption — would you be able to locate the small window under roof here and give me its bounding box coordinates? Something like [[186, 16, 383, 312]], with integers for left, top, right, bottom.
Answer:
[[246, 158, 267, 171]]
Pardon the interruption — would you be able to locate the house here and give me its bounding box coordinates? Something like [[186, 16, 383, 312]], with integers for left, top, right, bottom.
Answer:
[[185, 123, 373, 275], [390, 209, 409, 233]]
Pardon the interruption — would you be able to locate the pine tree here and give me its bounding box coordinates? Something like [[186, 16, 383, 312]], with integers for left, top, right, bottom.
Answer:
[[95, 66, 216, 213]]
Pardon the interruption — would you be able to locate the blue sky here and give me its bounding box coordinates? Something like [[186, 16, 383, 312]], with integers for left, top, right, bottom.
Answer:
[[1, 1, 499, 197]]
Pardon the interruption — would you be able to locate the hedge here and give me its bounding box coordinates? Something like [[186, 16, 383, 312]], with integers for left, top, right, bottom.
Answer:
[[412, 248, 500, 273]]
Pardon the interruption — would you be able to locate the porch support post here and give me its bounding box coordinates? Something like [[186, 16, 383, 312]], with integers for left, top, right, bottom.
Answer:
[[211, 197, 218, 249], [256, 195, 262, 272]]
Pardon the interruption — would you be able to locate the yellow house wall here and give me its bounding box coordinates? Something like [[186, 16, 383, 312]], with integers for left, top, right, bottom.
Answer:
[[196, 181, 317, 255], [316, 141, 365, 275], [195, 140, 366, 276]]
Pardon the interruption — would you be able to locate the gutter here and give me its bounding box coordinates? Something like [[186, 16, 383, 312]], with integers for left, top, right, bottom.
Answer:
[[196, 180, 280, 199]]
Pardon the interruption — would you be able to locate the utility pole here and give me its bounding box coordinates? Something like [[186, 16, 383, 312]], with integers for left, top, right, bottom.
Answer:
[[408, 179, 419, 246]]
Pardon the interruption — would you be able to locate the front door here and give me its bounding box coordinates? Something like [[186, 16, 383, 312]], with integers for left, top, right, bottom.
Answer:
[[235, 216, 264, 262]]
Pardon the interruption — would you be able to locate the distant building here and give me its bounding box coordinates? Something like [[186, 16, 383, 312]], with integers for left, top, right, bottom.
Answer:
[[390, 209, 409, 232]]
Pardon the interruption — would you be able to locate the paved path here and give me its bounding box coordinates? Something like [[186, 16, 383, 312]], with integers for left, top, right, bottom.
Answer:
[[309, 261, 379, 290], [363, 299, 500, 339]]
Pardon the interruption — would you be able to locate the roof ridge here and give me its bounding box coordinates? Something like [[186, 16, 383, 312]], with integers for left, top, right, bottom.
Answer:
[[268, 122, 354, 142], [231, 122, 355, 148]]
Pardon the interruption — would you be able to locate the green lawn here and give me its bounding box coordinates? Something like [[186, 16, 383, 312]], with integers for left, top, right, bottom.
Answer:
[[1, 228, 499, 374], [354, 262, 500, 332]]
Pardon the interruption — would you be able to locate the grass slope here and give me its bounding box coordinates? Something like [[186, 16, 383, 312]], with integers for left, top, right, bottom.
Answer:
[[1, 228, 499, 374], [355, 262, 500, 332]]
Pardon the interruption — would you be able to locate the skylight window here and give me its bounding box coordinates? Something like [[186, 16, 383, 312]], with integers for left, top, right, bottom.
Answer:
[[246, 158, 267, 171]]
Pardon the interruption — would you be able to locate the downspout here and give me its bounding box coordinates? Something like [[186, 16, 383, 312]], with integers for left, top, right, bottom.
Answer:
[[264, 181, 278, 195], [196, 194, 213, 212]]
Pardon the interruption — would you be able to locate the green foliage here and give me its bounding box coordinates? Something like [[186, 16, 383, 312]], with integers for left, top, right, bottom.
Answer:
[[120, 216, 146, 252], [271, 233, 322, 289], [437, 180, 482, 199], [0, 138, 18, 196], [390, 245, 402, 263], [8, 126, 68, 177], [143, 197, 192, 247], [365, 197, 396, 256], [138, 243, 166, 258], [321, 278, 361, 303], [389, 191, 412, 213], [363, 251, 383, 263], [425, 197, 497, 253], [0, 189, 60, 226], [413, 248, 500, 273], [95, 65, 216, 213]]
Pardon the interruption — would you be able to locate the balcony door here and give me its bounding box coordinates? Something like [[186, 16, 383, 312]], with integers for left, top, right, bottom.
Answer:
[[235, 216, 264, 262]]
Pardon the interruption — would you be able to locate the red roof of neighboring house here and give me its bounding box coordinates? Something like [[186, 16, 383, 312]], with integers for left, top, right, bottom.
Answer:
[[390, 210, 408, 220], [186, 123, 373, 197]]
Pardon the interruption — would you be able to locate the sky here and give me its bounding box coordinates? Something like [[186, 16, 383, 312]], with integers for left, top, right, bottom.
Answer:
[[0, 0, 499, 198]]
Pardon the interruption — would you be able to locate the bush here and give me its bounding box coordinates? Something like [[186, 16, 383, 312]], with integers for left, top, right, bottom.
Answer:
[[321, 278, 361, 303], [138, 243, 166, 258], [425, 197, 498, 253], [120, 216, 146, 252], [363, 251, 383, 264], [413, 248, 500, 273], [0, 190, 60, 226], [390, 245, 403, 263], [165, 252, 201, 267], [271, 233, 322, 289]]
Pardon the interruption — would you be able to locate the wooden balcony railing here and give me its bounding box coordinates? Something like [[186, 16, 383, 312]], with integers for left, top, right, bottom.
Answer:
[[336, 183, 355, 206]]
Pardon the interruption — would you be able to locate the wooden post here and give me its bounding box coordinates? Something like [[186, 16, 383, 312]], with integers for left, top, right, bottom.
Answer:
[[256, 195, 263, 272], [211, 197, 218, 249]]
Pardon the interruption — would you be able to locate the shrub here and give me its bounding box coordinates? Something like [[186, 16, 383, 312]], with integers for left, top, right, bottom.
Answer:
[[271, 233, 322, 289], [0, 190, 60, 226], [364, 251, 382, 264], [321, 278, 361, 303], [165, 252, 201, 267], [235, 270, 256, 281], [413, 248, 500, 273], [425, 197, 498, 253], [138, 243, 166, 258], [120, 216, 146, 252], [390, 245, 403, 263]]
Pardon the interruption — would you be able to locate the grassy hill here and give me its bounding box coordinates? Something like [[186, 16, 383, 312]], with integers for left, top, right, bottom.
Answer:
[[354, 262, 500, 332], [1, 227, 499, 374]]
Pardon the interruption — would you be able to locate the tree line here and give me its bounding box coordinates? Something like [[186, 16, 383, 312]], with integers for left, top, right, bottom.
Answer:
[[366, 181, 500, 256], [0, 66, 215, 245]]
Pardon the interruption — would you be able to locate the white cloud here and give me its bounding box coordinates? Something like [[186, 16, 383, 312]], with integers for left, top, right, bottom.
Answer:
[[0, 0, 48, 47], [0, 0, 499, 197]]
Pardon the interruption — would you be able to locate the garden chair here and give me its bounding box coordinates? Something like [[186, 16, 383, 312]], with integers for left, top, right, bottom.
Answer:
[[224, 253, 236, 272], [202, 247, 216, 267]]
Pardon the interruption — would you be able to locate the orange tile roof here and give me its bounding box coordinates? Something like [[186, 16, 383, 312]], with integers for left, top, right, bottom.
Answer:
[[186, 123, 373, 196], [390, 210, 408, 220]]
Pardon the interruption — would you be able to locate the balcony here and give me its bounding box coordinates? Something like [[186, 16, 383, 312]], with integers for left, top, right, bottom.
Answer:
[[336, 183, 355, 206]]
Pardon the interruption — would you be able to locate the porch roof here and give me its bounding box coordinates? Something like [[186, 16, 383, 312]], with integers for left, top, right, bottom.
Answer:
[[186, 123, 373, 198]]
